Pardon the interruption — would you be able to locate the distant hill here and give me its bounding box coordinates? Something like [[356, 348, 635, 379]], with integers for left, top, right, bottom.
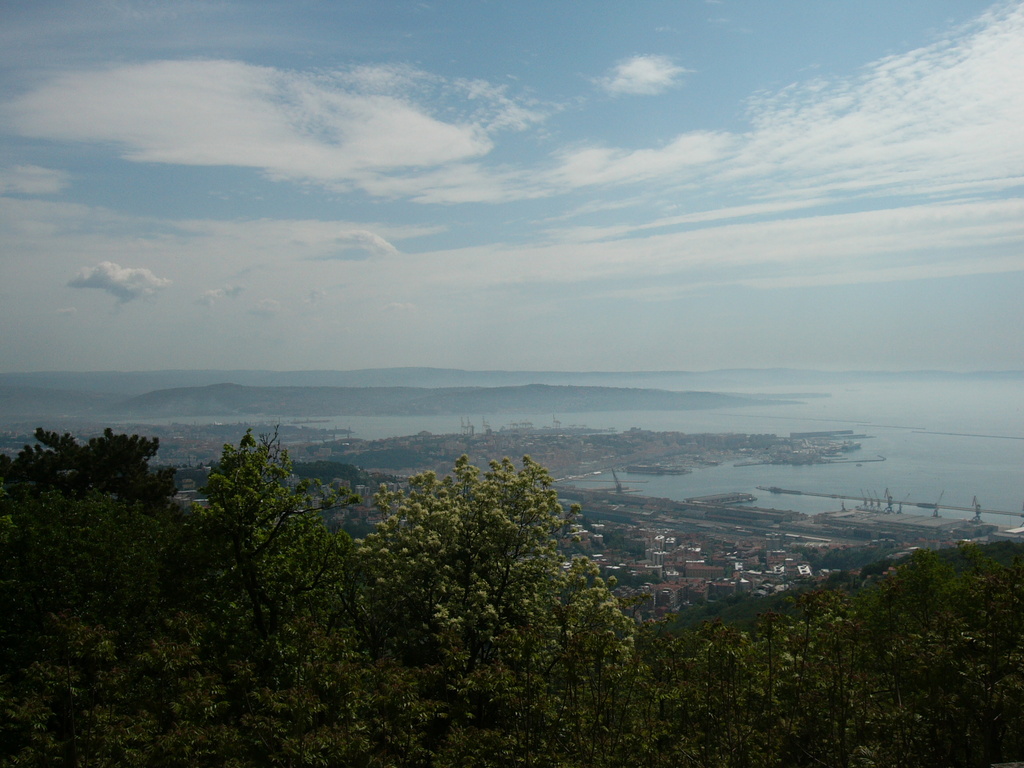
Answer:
[[113, 383, 786, 418], [1, 367, 1019, 422], [1, 367, 1020, 396], [0, 386, 121, 419]]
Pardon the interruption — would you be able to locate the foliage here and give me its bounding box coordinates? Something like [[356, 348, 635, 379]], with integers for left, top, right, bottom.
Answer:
[[667, 587, 808, 632], [6, 427, 1024, 767], [935, 539, 1024, 570], [354, 456, 572, 664], [1, 427, 177, 507], [290, 459, 370, 488], [342, 446, 443, 470], [802, 542, 903, 573], [191, 429, 356, 643]]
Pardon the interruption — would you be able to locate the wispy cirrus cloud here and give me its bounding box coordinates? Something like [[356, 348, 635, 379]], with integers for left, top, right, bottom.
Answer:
[[0, 165, 68, 194], [597, 55, 689, 96], [3, 4, 1022, 218], [3, 60, 526, 193], [377, 197, 1024, 302], [252, 298, 281, 317], [552, 3, 1024, 203], [68, 261, 171, 302], [547, 131, 733, 189], [725, 2, 1024, 199], [197, 284, 243, 307], [312, 229, 399, 260]]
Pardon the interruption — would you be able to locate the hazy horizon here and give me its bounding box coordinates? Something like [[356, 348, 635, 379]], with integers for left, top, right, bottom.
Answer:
[[2, 2, 1023, 373]]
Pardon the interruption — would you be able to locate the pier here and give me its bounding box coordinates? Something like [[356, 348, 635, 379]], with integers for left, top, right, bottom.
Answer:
[[559, 484, 1001, 546], [757, 486, 1024, 520]]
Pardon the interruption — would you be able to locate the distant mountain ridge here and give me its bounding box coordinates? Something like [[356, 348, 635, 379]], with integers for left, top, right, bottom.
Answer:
[[114, 383, 785, 418], [1, 368, 1020, 421], [0, 386, 122, 418], [1, 367, 1019, 396]]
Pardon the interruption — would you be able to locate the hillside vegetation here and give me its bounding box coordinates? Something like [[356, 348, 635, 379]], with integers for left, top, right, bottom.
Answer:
[[2, 429, 1024, 768]]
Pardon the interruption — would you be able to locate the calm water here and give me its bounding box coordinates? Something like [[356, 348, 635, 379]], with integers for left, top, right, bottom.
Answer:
[[313, 380, 1024, 525]]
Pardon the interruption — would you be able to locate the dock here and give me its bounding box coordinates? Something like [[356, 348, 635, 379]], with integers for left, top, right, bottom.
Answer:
[[756, 486, 1023, 520]]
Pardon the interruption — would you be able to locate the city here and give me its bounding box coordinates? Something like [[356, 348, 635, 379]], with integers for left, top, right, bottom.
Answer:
[[90, 418, 1016, 623]]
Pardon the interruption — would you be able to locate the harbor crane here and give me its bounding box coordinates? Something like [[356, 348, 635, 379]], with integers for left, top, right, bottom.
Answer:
[[611, 469, 624, 493], [860, 489, 876, 510], [882, 489, 910, 514]]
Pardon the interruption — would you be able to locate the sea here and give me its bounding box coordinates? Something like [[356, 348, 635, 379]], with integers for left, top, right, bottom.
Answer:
[[305, 379, 1024, 527]]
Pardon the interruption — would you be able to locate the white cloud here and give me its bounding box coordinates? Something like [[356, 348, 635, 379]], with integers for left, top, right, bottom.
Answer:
[[380, 198, 1024, 300], [5, 60, 494, 190], [0, 199, 431, 316], [726, 3, 1024, 199], [454, 78, 547, 132], [357, 161, 539, 204], [0, 165, 69, 194], [197, 285, 242, 306], [1, 3, 1022, 326], [598, 55, 689, 96], [548, 131, 733, 189], [544, 198, 832, 244], [1, 4, 1021, 212], [1, 58, 550, 205], [252, 298, 281, 316], [529, 1, 1024, 208], [356, 1, 1024, 204], [313, 229, 399, 260], [68, 261, 171, 302]]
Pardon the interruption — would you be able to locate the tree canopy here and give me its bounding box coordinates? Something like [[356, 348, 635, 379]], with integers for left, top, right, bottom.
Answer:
[[1, 427, 176, 507], [3, 428, 1024, 767]]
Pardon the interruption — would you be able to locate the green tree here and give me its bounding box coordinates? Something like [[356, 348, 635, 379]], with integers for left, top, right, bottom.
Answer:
[[192, 429, 356, 644], [853, 547, 964, 766], [0, 438, 188, 766], [1, 428, 176, 508], [169, 430, 370, 767], [0, 492, 178, 684], [937, 546, 1024, 767], [344, 456, 638, 764], [352, 455, 574, 672]]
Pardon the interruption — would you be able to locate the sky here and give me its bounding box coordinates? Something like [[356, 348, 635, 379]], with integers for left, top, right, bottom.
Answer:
[[1, 0, 1022, 373]]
